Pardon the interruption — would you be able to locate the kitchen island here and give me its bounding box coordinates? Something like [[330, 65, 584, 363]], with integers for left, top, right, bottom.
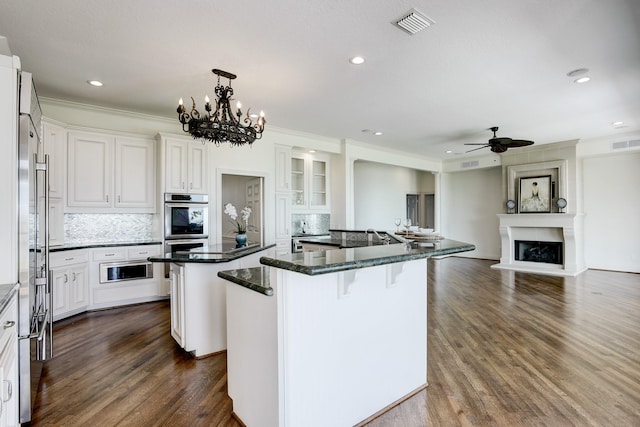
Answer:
[[148, 242, 274, 357], [218, 238, 474, 427]]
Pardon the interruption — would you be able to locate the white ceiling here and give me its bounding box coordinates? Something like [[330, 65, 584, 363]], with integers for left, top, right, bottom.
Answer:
[[1, 0, 639, 159]]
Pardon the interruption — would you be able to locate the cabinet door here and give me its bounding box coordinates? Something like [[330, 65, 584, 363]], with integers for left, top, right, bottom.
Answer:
[[51, 268, 69, 319], [115, 137, 156, 210], [310, 159, 328, 209], [67, 132, 113, 208], [68, 264, 88, 311], [165, 139, 188, 193], [43, 122, 66, 199], [291, 156, 306, 207], [47, 197, 64, 247], [275, 145, 291, 192], [169, 264, 186, 348], [275, 192, 291, 240], [187, 143, 208, 194]]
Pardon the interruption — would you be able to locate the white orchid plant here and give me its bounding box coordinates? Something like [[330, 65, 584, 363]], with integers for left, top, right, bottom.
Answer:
[[224, 203, 252, 234]]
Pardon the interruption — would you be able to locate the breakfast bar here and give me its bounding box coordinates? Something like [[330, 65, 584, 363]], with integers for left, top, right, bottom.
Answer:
[[218, 239, 474, 427]]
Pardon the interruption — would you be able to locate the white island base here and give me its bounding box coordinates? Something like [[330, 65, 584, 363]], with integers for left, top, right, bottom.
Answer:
[[226, 259, 427, 427]]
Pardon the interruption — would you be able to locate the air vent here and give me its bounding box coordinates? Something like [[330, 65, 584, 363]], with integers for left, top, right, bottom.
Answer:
[[462, 160, 480, 169], [611, 139, 640, 152], [393, 9, 435, 35]]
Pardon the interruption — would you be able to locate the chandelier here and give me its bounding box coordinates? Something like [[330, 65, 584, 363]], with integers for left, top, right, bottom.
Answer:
[[177, 69, 266, 146]]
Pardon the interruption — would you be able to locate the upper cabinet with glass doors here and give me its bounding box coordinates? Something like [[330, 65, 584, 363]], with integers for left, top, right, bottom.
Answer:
[[291, 152, 330, 212]]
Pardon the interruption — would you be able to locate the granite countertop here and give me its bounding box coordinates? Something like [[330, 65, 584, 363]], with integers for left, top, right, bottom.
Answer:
[[0, 283, 19, 313], [217, 266, 272, 296], [149, 243, 276, 264], [293, 236, 390, 249], [50, 240, 163, 252], [260, 239, 475, 276]]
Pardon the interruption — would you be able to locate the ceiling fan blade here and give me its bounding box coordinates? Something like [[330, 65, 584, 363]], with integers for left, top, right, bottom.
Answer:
[[464, 143, 489, 146], [465, 145, 490, 153], [503, 139, 534, 147]]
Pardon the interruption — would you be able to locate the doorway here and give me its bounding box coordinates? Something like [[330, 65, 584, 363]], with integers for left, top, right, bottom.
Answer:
[[221, 174, 264, 245], [406, 193, 435, 229]]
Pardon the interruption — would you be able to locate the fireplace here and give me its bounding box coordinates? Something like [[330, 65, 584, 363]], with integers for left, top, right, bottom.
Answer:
[[515, 240, 563, 265], [493, 213, 586, 276]]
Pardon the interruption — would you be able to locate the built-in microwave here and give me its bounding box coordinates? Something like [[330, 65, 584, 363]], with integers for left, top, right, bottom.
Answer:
[[164, 193, 209, 240], [99, 260, 153, 284]]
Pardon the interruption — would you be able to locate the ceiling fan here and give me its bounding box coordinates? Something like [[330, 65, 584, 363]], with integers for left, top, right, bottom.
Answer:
[[465, 127, 534, 153]]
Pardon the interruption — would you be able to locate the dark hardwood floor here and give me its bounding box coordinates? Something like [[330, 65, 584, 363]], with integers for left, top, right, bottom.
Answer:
[[31, 258, 640, 426]]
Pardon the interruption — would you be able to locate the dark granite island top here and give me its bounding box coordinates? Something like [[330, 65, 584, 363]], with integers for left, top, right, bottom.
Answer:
[[259, 239, 475, 276], [148, 243, 275, 264]]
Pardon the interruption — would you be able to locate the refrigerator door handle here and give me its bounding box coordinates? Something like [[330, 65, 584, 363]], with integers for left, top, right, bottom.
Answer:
[[35, 154, 53, 359]]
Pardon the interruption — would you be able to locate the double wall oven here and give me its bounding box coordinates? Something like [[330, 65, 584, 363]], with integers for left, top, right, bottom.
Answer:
[[164, 193, 209, 276]]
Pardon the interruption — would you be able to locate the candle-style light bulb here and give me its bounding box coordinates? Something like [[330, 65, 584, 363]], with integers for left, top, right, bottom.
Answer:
[[205, 95, 210, 103], [236, 101, 242, 113], [178, 98, 183, 106]]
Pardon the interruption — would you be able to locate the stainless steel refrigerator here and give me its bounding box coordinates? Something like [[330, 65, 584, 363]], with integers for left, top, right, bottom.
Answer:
[[16, 69, 52, 423]]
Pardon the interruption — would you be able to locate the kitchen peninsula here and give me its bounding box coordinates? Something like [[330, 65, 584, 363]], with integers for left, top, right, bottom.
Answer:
[[148, 242, 274, 357], [218, 238, 474, 427]]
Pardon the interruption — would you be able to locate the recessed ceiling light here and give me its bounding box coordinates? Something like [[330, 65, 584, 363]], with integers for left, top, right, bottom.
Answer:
[[574, 76, 590, 84], [612, 121, 624, 127], [309, 150, 316, 153], [349, 56, 365, 65], [374, 131, 382, 136], [446, 150, 453, 154], [87, 80, 103, 87]]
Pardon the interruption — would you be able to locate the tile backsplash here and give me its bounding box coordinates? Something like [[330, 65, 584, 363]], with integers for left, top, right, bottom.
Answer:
[[291, 213, 330, 235], [64, 214, 155, 244]]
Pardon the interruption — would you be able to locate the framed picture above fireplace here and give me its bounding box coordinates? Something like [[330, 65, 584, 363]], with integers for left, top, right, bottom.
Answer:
[[519, 175, 551, 213]]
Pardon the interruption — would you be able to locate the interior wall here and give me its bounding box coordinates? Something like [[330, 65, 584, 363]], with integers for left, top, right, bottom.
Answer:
[[582, 152, 640, 272], [440, 167, 502, 260], [353, 161, 433, 230]]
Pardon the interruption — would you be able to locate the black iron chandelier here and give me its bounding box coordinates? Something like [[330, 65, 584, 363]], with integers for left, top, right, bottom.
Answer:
[[177, 69, 266, 146]]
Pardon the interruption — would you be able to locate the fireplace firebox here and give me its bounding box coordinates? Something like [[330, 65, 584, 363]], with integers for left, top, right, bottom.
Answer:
[[515, 240, 563, 265]]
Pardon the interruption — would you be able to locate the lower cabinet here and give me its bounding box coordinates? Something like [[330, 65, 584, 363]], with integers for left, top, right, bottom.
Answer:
[[51, 250, 89, 321], [0, 291, 18, 427], [169, 263, 185, 348]]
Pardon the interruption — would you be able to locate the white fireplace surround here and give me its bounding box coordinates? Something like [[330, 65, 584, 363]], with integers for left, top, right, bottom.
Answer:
[[492, 213, 586, 276]]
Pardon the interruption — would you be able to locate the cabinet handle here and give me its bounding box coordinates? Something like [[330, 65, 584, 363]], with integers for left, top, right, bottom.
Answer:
[[3, 321, 15, 330], [65, 257, 74, 261], [118, 195, 121, 203], [139, 251, 148, 255], [64, 273, 68, 283], [72, 272, 77, 281], [2, 380, 12, 403], [106, 194, 109, 203], [105, 253, 115, 257], [190, 182, 193, 189], [181, 182, 185, 189]]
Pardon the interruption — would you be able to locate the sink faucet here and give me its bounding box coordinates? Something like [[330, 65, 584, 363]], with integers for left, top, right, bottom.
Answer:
[[366, 229, 391, 244]]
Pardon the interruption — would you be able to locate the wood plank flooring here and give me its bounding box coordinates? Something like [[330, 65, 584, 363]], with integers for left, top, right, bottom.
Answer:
[[31, 258, 640, 426]]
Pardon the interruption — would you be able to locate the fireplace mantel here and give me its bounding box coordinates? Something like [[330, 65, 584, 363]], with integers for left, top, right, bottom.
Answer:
[[492, 213, 586, 276]]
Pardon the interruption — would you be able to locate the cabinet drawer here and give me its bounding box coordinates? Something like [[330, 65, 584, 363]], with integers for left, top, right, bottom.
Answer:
[[50, 249, 89, 268], [92, 248, 127, 262], [0, 294, 17, 355], [128, 246, 161, 259]]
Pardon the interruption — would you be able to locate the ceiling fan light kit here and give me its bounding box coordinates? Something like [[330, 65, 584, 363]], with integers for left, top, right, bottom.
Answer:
[[465, 126, 534, 153]]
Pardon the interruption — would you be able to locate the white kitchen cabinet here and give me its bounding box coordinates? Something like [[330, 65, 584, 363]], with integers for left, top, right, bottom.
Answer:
[[42, 121, 66, 199], [274, 145, 291, 192], [67, 130, 156, 212], [163, 136, 209, 194], [39, 196, 64, 247], [275, 191, 291, 254], [88, 244, 163, 310], [114, 137, 156, 209], [169, 263, 186, 348], [67, 131, 113, 209], [291, 152, 330, 212], [0, 291, 18, 427], [50, 250, 89, 321]]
